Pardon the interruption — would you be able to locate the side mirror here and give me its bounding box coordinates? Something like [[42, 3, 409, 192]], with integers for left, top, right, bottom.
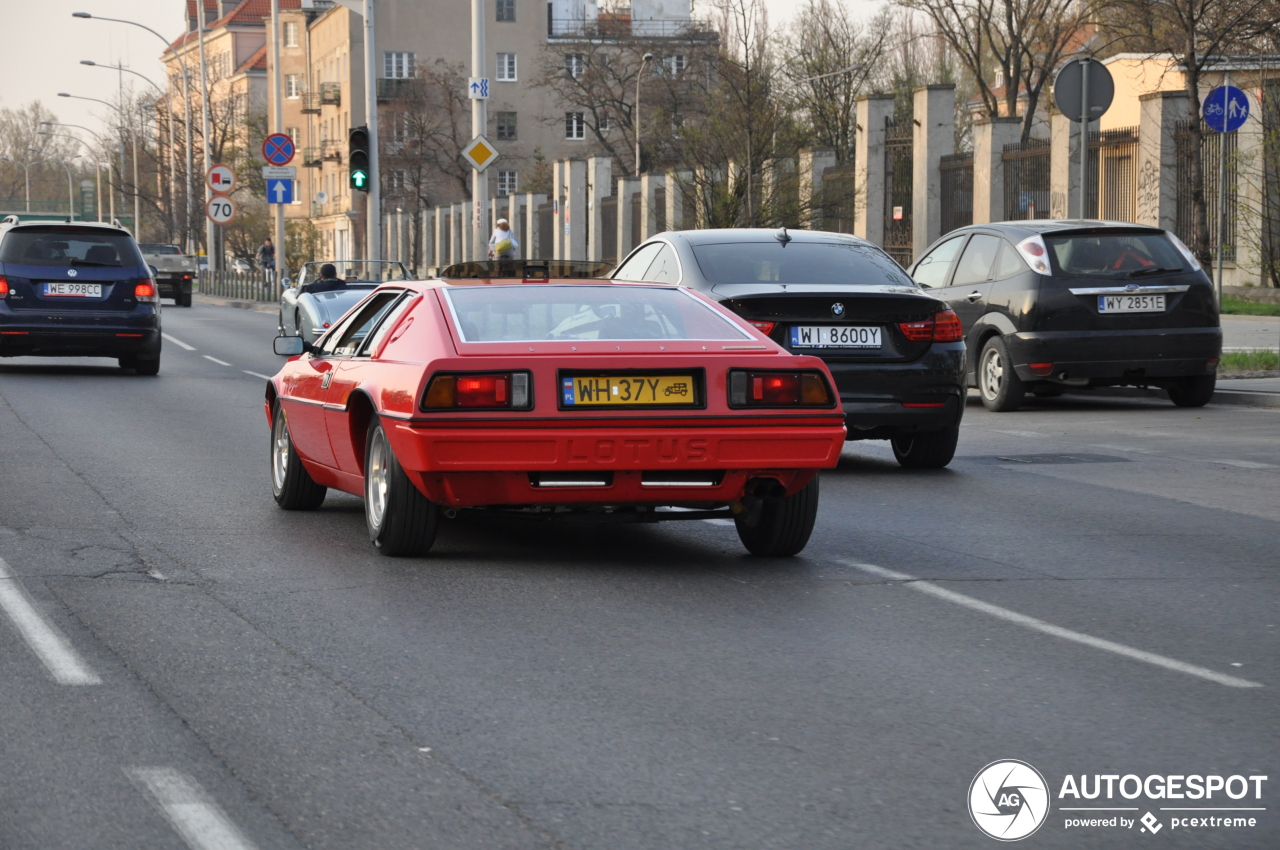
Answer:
[[273, 335, 306, 356]]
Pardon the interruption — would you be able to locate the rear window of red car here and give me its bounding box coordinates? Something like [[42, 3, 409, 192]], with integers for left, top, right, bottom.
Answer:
[[442, 285, 754, 342]]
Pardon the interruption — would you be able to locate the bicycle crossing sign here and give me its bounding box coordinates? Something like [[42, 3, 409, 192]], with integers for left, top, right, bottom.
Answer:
[[262, 133, 296, 165], [1203, 85, 1249, 133]]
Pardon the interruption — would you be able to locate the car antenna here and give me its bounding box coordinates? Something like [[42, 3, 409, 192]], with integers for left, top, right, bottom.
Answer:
[[775, 226, 791, 245]]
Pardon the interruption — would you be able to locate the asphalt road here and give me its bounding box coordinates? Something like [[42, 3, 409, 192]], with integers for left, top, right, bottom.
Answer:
[[0, 302, 1276, 849]]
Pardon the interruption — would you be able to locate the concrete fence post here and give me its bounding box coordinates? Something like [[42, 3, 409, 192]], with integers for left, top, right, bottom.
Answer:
[[1050, 110, 1084, 218], [521, 192, 542, 258], [973, 117, 1022, 224], [854, 95, 895, 243], [664, 170, 690, 231], [913, 85, 955, 255], [616, 177, 640, 258], [587, 156, 612, 261], [640, 172, 666, 239], [798, 148, 836, 229], [433, 206, 445, 270]]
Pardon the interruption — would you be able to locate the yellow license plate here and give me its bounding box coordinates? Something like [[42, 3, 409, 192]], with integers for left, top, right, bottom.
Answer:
[[561, 375, 696, 406]]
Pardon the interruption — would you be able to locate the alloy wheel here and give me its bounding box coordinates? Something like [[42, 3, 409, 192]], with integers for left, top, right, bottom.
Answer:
[[366, 427, 390, 530], [271, 411, 291, 492], [981, 346, 1004, 401]]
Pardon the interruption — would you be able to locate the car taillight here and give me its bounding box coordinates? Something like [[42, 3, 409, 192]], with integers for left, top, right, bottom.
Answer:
[[0, 276, 8, 296], [749, 320, 776, 335], [1015, 235, 1051, 274], [134, 280, 159, 302], [728, 370, 833, 408], [898, 310, 963, 343], [422, 372, 531, 410], [1029, 362, 1054, 376]]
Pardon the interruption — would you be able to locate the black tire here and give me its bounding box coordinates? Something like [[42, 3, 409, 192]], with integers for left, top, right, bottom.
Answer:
[[1167, 374, 1216, 408], [177, 290, 192, 307], [977, 336, 1025, 412], [117, 356, 136, 370], [134, 356, 160, 376], [891, 425, 959, 469], [365, 419, 438, 556], [270, 401, 327, 510], [734, 476, 820, 557]]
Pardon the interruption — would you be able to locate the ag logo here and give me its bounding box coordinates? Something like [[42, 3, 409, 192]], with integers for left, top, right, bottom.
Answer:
[[968, 760, 1049, 841], [831, 302, 844, 317]]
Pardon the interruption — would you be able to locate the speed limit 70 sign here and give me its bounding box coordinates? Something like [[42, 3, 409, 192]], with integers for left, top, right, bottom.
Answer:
[[206, 195, 237, 226]]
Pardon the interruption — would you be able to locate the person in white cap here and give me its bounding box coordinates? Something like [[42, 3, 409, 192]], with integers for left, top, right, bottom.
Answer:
[[488, 218, 520, 260]]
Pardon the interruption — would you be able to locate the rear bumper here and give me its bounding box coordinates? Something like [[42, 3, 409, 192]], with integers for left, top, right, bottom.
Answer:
[[829, 343, 966, 439], [154, 275, 193, 297], [381, 421, 846, 508], [0, 312, 161, 357], [1005, 327, 1222, 381]]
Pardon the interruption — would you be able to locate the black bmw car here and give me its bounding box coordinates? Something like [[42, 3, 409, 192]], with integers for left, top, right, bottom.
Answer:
[[611, 229, 966, 468], [0, 218, 162, 374], [909, 221, 1221, 410]]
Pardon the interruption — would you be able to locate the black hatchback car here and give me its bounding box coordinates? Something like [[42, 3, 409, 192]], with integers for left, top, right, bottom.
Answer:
[[0, 217, 162, 373], [611, 229, 967, 468], [909, 221, 1220, 410]]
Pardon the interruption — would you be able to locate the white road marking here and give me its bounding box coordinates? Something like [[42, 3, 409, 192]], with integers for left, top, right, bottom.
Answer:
[[991, 429, 1046, 438], [1091, 444, 1156, 454], [162, 333, 196, 351], [1209, 459, 1277, 469], [242, 371, 272, 381], [0, 558, 100, 685], [704, 519, 736, 526], [840, 560, 1263, 689], [202, 356, 232, 367], [126, 767, 258, 850]]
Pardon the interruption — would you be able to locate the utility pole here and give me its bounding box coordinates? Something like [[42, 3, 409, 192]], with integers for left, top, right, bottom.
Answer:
[[197, 18, 216, 271], [271, 0, 287, 292], [363, 0, 381, 261], [471, 0, 485, 260]]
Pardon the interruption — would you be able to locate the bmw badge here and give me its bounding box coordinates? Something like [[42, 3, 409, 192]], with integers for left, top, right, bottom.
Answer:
[[831, 302, 845, 318]]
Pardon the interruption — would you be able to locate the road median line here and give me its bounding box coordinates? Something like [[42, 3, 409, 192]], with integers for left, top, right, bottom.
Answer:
[[0, 558, 100, 685]]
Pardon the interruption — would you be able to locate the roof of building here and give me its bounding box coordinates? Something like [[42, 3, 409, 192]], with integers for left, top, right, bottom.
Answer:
[[167, 0, 302, 56], [239, 44, 269, 74]]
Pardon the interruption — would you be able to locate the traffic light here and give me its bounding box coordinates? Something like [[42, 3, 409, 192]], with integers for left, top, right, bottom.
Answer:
[[348, 126, 370, 191]]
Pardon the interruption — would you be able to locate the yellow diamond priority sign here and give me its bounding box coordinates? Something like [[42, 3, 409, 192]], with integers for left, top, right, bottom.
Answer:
[[462, 135, 498, 172]]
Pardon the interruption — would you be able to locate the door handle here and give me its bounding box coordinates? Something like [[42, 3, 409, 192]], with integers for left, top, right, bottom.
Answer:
[[967, 291, 984, 302]]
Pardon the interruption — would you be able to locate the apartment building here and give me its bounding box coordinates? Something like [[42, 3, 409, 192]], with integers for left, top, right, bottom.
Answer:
[[266, 0, 699, 261]]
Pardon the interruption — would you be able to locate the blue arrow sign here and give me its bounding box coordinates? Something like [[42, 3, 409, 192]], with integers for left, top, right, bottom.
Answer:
[[468, 77, 490, 99], [267, 179, 293, 205], [1203, 85, 1249, 133]]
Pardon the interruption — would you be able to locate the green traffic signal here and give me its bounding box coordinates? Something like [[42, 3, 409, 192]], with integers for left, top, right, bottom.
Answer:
[[351, 169, 368, 189]]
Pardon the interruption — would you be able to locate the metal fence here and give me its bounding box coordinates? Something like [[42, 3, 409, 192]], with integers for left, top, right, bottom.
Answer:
[[1088, 127, 1139, 222], [820, 164, 857, 234], [196, 270, 278, 303], [1001, 139, 1050, 221], [939, 153, 973, 235], [882, 116, 914, 266], [630, 192, 642, 248], [537, 202, 555, 257], [1175, 120, 1238, 262], [600, 195, 618, 264]]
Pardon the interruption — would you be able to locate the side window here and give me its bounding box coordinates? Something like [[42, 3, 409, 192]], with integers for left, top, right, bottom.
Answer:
[[322, 291, 402, 356], [642, 243, 681, 284], [912, 235, 965, 288], [992, 241, 1029, 280], [951, 234, 1002, 286], [612, 242, 663, 281], [361, 293, 417, 356]]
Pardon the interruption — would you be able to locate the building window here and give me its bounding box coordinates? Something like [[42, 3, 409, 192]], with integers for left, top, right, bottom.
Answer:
[[497, 170, 518, 196], [285, 126, 300, 145], [285, 74, 302, 98], [283, 21, 299, 48], [663, 54, 686, 75], [565, 112, 585, 140], [495, 112, 517, 140], [291, 179, 301, 204], [598, 113, 609, 132], [496, 0, 515, 21], [383, 52, 415, 79], [565, 53, 584, 80], [496, 53, 517, 82]]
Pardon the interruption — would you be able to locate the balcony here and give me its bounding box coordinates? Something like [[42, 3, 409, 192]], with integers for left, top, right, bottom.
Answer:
[[320, 82, 341, 106], [299, 93, 321, 114], [302, 147, 322, 167], [321, 141, 343, 163], [376, 77, 414, 102], [547, 16, 715, 40]]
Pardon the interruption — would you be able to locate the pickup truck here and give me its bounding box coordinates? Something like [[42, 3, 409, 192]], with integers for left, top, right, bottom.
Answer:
[[138, 243, 196, 307]]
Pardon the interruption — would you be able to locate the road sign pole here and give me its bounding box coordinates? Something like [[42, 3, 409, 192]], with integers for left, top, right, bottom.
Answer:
[[1078, 59, 1089, 219], [363, 0, 381, 261], [472, 0, 487, 261], [271, 0, 286, 296], [1215, 71, 1230, 309]]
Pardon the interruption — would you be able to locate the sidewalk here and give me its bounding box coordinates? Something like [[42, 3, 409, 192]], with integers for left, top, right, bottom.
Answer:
[[1221, 314, 1280, 351], [191, 293, 278, 316]]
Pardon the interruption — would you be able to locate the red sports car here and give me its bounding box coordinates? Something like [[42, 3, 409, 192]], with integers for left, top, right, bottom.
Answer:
[[267, 277, 846, 557]]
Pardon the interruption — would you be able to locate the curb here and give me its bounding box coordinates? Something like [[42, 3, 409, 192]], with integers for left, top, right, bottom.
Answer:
[[1061, 385, 1280, 409], [192, 293, 278, 316]]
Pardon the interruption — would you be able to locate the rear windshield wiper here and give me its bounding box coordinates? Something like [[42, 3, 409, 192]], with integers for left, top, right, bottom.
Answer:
[[1127, 267, 1179, 278], [69, 259, 122, 267]]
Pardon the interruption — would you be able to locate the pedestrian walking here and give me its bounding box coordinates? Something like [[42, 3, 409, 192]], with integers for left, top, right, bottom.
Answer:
[[256, 238, 277, 287], [487, 219, 519, 260]]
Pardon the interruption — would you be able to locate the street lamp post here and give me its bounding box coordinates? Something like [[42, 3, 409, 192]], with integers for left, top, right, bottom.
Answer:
[[195, 15, 216, 271], [73, 13, 205, 254], [634, 52, 654, 176], [82, 61, 165, 239], [0, 157, 32, 211]]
